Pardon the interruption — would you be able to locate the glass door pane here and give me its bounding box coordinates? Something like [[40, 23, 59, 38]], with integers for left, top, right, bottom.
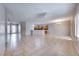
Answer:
[[0, 23, 5, 55], [12, 25, 17, 33], [7, 25, 10, 34]]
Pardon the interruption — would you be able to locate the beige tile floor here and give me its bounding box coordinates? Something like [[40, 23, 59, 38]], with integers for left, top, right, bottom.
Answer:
[[4, 35, 79, 56]]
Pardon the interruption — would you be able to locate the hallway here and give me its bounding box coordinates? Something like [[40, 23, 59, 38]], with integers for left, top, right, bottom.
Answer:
[[0, 3, 79, 56]]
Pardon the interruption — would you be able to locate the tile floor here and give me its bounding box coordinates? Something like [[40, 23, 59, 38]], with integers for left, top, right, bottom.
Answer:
[[3, 35, 79, 56]]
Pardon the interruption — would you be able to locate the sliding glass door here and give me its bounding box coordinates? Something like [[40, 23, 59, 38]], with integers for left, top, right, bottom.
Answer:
[[7, 23, 21, 50], [0, 23, 5, 55]]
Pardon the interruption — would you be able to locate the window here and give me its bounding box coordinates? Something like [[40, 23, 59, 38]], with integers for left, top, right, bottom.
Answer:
[[7, 24, 21, 34], [0, 24, 5, 34], [18, 24, 21, 33], [7, 23, 21, 49], [12, 25, 17, 33], [0, 24, 5, 41], [7, 25, 10, 34]]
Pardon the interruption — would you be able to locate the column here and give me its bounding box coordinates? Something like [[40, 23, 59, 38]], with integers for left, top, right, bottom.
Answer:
[[20, 22, 26, 40]]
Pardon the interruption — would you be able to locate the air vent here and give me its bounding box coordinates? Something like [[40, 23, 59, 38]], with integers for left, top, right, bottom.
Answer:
[[36, 12, 47, 18]]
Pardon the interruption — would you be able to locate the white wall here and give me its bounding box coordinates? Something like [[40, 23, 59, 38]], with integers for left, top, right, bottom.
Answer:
[[20, 22, 33, 36], [48, 21, 71, 37], [0, 4, 5, 55], [26, 23, 45, 36], [0, 4, 5, 23], [26, 23, 32, 35], [74, 5, 79, 53], [75, 13, 79, 38], [75, 4, 79, 38], [25, 20, 71, 36]]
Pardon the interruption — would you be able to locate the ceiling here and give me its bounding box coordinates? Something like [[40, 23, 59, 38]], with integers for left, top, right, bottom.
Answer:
[[4, 3, 77, 23]]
